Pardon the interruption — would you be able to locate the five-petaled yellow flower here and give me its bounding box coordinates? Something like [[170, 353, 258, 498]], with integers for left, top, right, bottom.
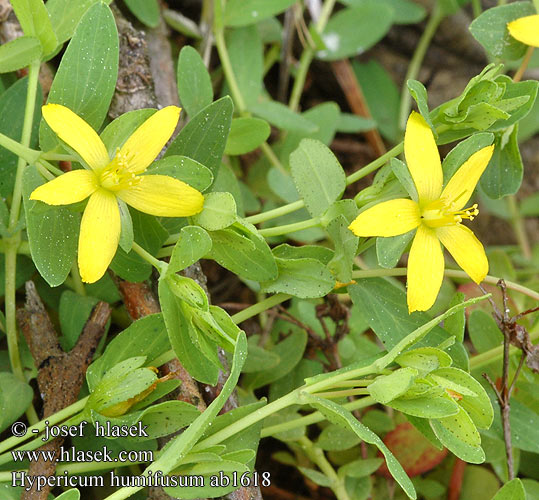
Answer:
[[31, 104, 204, 283], [507, 14, 539, 47], [348, 112, 494, 313]]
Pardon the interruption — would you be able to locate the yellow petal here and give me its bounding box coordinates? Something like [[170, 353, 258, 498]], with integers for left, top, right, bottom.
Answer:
[[42, 104, 109, 171], [441, 146, 494, 210], [78, 189, 120, 283], [348, 199, 421, 237], [119, 106, 181, 174], [508, 15, 539, 48], [407, 224, 444, 313], [117, 174, 204, 217], [437, 224, 488, 284], [29, 170, 98, 205], [404, 111, 443, 205]]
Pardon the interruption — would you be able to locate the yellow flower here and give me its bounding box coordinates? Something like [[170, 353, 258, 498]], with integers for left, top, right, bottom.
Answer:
[[348, 112, 494, 313], [31, 104, 204, 283], [507, 15, 539, 48]]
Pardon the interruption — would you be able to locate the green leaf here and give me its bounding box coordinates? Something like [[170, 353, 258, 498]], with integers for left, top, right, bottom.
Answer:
[[53, 490, 80, 500], [93, 400, 200, 441], [444, 292, 465, 342], [290, 139, 346, 217], [469, 2, 536, 60], [118, 200, 134, 253], [430, 407, 485, 463], [0, 77, 42, 198], [110, 210, 168, 282], [353, 60, 400, 142], [244, 330, 307, 390], [339, 458, 384, 478], [368, 367, 418, 404], [317, 5, 394, 61], [11, 0, 58, 55], [59, 291, 100, 351], [0, 373, 33, 433], [299, 468, 332, 487], [349, 278, 452, 350], [492, 479, 526, 500], [40, 2, 118, 151], [389, 394, 460, 418], [87, 313, 169, 391], [391, 157, 418, 201], [22, 166, 79, 287], [272, 244, 334, 264], [124, 0, 160, 28], [468, 309, 503, 355], [148, 156, 213, 192], [327, 215, 359, 282], [0, 36, 42, 73], [225, 117, 270, 155], [46, 0, 114, 45], [158, 279, 220, 385], [168, 226, 212, 275], [177, 46, 213, 117], [100, 109, 155, 157], [430, 368, 493, 429], [395, 347, 452, 375], [152, 333, 248, 477], [480, 126, 522, 199], [242, 341, 280, 373], [442, 132, 494, 183], [224, 0, 296, 27], [165, 96, 233, 178], [208, 221, 277, 282], [193, 192, 237, 231], [336, 113, 376, 133], [260, 256, 335, 299], [302, 394, 416, 499], [407, 79, 435, 132], [317, 424, 361, 451], [249, 100, 318, 134], [342, 0, 425, 24], [376, 230, 415, 269], [226, 25, 263, 108]]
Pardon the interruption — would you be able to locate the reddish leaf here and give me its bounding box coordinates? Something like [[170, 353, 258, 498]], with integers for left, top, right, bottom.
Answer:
[[377, 422, 447, 477]]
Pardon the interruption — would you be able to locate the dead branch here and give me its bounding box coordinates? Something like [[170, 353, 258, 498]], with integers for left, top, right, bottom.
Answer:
[[17, 281, 111, 500]]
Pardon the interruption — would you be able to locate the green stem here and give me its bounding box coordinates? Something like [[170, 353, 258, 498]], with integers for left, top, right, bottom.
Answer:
[[4, 60, 40, 388], [289, 0, 337, 111], [40, 153, 77, 162], [0, 133, 40, 165], [351, 268, 539, 301], [131, 242, 166, 273], [230, 293, 290, 324], [245, 143, 403, 226], [70, 261, 86, 296], [258, 217, 320, 237], [214, 13, 246, 113], [260, 141, 287, 174], [398, 8, 444, 132], [471, 0, 482, 17], [245, 200, 305, 225], [298, 436, 351, 500], [261, 397, 374, 437], [507, 195, 531, 259], [346, 142, 403, 185]]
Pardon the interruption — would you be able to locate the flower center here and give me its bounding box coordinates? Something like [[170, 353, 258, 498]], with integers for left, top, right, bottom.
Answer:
[[99, 149, 141, 192], [420, 198, 479, 228]]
